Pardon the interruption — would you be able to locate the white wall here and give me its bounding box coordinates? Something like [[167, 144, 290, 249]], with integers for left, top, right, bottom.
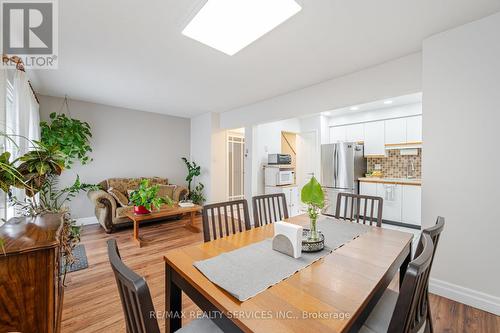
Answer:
[[190, 112, 227, 204], [39, 95, 191, 219], [253, 119, 300, 195], [190, 112, 213, 200], [219, 53, 422, 129], [423, 12, 500, 314], [328, 103, 422, 127]]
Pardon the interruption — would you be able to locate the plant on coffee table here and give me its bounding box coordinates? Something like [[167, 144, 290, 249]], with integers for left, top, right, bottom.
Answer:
[[129, 179, 173, 214]]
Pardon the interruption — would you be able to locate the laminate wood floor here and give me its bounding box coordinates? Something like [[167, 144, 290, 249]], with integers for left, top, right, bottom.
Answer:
[[61, 216, 500, 333]]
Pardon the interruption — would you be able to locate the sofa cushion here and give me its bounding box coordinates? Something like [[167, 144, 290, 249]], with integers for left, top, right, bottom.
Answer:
[[116, 206, 133, 219], [108, 188, 129, 207], [158, 184, 177, 200], [106, 177, 169, 196]]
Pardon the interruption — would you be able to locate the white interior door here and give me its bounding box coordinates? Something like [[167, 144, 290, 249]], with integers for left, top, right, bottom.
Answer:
[[296, 130, 319, 202]]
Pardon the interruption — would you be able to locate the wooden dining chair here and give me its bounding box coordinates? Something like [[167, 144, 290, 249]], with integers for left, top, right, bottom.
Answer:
[[335, 192, 383, 227], [202, 199, 252, 242], [252, 193, 289, 227], [360, 233, 434, 333], [107, 239, 222, 333], [417, 216, 445, 333]]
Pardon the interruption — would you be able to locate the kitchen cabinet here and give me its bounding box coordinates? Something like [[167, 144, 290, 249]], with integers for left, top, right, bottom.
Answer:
[[385, 118, 407, 145], [265, 185, 300, 217], [406, 115, 422, 143], [378, 183, 402, 222], [360, 181, 421, 226], [402, 185, 421, 226], [364, 121, 385, 156], [330, 126, 346, 143], [345, 123, 364, 143]]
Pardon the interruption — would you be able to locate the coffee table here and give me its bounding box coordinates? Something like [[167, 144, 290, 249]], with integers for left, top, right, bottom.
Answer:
[[125, 204, 202, 247]]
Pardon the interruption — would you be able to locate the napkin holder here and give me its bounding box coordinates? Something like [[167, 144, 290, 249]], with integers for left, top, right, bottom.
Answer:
[[272, 222, 303, 258]]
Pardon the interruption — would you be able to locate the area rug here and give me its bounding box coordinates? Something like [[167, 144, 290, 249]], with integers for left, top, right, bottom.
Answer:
[[61, 244, 89, 274]]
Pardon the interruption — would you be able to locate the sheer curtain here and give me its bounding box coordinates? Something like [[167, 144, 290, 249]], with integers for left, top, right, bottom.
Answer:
[[3, 70, 40, 220]]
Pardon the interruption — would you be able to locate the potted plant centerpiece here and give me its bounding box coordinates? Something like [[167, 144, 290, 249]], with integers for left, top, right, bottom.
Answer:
[[301, 176, 325, 242], [129, 179, 173, 215]]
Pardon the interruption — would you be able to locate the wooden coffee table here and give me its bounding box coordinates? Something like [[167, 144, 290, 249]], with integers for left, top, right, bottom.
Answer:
[[125, 204, 202, 247]]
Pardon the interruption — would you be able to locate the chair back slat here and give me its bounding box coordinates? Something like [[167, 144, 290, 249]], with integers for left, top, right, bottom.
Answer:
[[202, 199, 252, 242], [388, 233, 434, 333], [252, 193, 289, 227], [107, 239, 160, 333], [335, 192, 383, 227]]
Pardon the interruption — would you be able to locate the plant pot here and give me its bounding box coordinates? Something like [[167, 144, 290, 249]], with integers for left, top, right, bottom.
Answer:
[[134, 205, 150, 215]]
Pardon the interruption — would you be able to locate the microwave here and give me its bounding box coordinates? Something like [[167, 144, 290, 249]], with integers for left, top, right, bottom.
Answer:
[[268, 154, 291, 165], [265, 168, 295, 186]]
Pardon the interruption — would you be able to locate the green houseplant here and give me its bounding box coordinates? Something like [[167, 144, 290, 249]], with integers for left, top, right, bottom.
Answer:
[[128, 179, 173, 214], [181, 157, 200, 194], [301, 176, 325, 241], [40, 111, 92, 168], [190, 183, 206, 205], [181, 157, 206, 205]]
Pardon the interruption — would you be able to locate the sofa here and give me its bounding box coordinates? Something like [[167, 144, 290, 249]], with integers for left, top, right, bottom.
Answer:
[[88, 177, 188, 233]]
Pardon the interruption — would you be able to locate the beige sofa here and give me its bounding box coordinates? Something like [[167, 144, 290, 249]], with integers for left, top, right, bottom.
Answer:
[[88, 177, 188, 233]]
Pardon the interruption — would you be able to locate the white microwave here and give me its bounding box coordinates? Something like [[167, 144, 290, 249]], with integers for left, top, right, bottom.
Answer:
[[265, 168, 295, 186]]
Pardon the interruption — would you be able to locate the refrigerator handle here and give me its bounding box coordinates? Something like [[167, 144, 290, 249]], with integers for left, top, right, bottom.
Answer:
[[334, 144, 339, 187]]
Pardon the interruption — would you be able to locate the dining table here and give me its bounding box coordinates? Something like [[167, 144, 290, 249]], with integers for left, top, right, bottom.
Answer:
[[163, 214, 413, 333]]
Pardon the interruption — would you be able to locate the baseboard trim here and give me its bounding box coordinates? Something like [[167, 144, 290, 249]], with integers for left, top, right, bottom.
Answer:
[[429, 278, 500, 315], [75, 216, 98, 226]]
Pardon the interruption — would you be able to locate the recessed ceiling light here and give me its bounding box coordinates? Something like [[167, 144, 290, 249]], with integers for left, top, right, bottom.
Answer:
[[350, 106, 360, 111], [384, 100, 393, 105], [322, 111, 332, 116], [182, 0, 302, 56]]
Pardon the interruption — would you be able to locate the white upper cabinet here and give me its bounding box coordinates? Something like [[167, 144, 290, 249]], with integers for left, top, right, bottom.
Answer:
[[345, 123, 364, 143], [364, 121, 385, 156], [385, 118, 407, 145], [406, 115, 422, 143], [330, 126, 346, 142]]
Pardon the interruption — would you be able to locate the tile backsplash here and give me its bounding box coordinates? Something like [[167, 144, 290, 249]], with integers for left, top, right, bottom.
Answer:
[[367, 149, 421, 178]]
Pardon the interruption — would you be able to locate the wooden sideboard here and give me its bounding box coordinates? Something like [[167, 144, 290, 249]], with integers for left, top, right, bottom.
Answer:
[[0, 213, 64, 333]]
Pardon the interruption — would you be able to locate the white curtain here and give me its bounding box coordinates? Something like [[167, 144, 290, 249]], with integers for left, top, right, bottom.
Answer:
[[5, 70, 40, 219], [11, 70, 40, 155], [0, 68, 6, 221]]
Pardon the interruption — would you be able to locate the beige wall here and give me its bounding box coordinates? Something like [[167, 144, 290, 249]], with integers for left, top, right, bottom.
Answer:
[[39, 95, 190, 219]]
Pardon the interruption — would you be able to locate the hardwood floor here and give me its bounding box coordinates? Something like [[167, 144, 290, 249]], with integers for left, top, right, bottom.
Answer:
[[61, 216, 499, 333]]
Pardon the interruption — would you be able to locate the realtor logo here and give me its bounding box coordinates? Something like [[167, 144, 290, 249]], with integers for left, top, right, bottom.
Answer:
[[1, 0, 58, 68]]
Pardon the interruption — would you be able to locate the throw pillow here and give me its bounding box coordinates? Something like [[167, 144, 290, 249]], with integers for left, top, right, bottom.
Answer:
[[158, 184, 177, 201], [108, 187, 129, 207]]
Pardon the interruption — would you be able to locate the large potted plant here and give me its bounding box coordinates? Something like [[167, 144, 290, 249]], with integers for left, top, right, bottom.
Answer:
[[129, 179, 173, 215], [301, 176, 325, 241], [181, 157, 206, 205], [1, 107, 96, 276]]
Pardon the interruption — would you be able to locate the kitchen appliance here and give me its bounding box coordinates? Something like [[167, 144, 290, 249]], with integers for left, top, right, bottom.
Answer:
[[265, 167, 295, 186], [268, 153, 292, 165], [321, 143, 366, 216]]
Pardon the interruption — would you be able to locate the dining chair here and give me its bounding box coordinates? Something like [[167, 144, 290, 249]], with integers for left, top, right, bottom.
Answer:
[[417, 216, 445, 333], [335, 192, 383, 227], [106, 239, 222, 333], [202, 199, 252, 242], [252, 193, 289, 227], [360, 233, 434, 333]]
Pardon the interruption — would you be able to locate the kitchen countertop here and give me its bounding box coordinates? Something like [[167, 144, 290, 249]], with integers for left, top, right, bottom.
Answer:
[[358, 177, 422, 186]]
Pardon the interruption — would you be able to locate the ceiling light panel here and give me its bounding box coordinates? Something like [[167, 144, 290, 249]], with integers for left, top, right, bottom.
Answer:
[[182, 0, 302, 56]]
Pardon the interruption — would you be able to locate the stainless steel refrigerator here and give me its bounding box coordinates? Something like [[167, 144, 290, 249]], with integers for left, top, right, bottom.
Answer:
[[320, 143, 366, 216]]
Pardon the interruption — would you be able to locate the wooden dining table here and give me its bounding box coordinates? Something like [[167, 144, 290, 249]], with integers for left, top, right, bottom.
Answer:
[[163, 214, 413, 333]]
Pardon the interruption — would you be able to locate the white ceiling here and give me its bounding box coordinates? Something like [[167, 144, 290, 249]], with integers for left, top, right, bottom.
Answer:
[[324, 93, 422, 117], [31, 0, 500, 118]]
